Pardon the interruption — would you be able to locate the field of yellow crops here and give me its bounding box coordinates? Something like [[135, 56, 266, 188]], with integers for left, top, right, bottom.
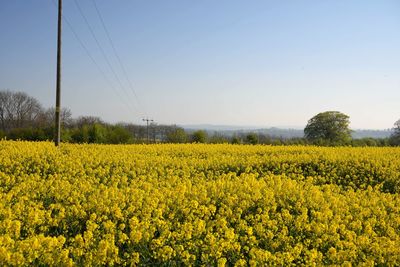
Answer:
[[0, 141, 400, 266]]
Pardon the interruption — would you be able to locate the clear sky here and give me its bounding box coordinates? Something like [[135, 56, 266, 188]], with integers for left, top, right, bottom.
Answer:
[[0, 0, 399, 129]]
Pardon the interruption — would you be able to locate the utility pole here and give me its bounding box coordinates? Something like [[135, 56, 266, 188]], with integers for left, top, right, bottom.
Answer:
[[54, 0, 62, 146], [142, 118, 154, 144]]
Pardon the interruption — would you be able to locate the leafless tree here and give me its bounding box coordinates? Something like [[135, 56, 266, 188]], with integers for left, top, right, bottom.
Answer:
[[39, 107, 73, 128], [0, 90, 44, 131]]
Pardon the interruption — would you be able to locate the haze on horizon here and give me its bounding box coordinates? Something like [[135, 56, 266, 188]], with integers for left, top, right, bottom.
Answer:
[[0, 0, 399, 129]]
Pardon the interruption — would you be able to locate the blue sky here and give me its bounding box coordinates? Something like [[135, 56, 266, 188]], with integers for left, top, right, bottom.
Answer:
[[0, 0, 399, 129]]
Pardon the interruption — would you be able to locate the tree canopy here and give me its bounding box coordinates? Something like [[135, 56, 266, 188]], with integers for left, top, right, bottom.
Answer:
[[389, 119, 400, 146], [0, 90, 43, 131], [304, 111, 352, 145], [191, 130, 208, 143]]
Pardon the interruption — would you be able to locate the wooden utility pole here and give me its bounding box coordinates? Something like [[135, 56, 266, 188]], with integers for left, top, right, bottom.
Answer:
[[142, 118, 154, 143], [55, 0, 62, 146]]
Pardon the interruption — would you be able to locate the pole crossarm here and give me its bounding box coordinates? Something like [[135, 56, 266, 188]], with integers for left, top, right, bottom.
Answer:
[[142, 118, 154, 144]]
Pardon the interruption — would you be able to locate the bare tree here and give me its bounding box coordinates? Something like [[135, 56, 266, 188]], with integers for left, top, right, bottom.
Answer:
[[40, 107, 73, 128], [0, 90, 43, 131]]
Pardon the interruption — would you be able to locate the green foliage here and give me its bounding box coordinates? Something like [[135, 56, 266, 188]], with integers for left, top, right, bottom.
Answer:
[[71, 125, 90, 143], [231, 136, 241, 144], [304, 111, 351, 145], [106, 125, 133, 144], [7, 128, 48, 141], [351, 137, 389, 147], [209, 132, 229, 144], [389, 119, 400, 146], [191, 130, 208, 143], [166, 127, 188, 143], [69, 124, 133, 144], [246, 132, 259, 145], [88, 123, 108, 143], [390, 135, 400, 146]]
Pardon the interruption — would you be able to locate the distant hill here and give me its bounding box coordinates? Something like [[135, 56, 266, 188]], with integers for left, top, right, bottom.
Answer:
[[182, 124, 263, 132], [182, 125, 393, 139], [351, 129, 393, 139]]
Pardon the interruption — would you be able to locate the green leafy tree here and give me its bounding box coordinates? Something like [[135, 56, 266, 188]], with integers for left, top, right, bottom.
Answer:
[[246, 132, 259, 145], [209, 132, 229, 144], [389, 119, 400, 146], [304, 111, 351, 145], [231, 135, 241, 144], [107, 125, 133, 144], [88, 123, 108, 143], [191, 130, 208, 143], [71, 125, 90, 143], [166, 127, 187, 143]]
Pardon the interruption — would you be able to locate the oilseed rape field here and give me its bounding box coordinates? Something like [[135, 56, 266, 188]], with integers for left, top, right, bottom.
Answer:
[[1, 141, 400, 266]]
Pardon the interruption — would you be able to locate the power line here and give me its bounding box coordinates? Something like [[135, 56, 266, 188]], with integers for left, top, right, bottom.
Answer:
[[50, 0, 136, 116], [72, 0, 140, 115], [91, 0, 146, 117]]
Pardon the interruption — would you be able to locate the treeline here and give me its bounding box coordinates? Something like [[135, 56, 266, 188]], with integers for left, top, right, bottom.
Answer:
[[1, 90, 399, 146], [0, 90, 188, 144], [186, 130, 393, 146]]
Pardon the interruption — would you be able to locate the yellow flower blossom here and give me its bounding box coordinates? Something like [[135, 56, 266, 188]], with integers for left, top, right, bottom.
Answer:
[[0, 141, 399, 265]]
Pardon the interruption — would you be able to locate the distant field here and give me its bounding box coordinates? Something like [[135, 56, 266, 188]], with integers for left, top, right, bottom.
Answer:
[[0, 141, 399, 266]]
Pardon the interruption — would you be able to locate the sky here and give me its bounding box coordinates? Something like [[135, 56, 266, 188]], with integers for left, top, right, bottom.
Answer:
[[0, 0, 399, 129]]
